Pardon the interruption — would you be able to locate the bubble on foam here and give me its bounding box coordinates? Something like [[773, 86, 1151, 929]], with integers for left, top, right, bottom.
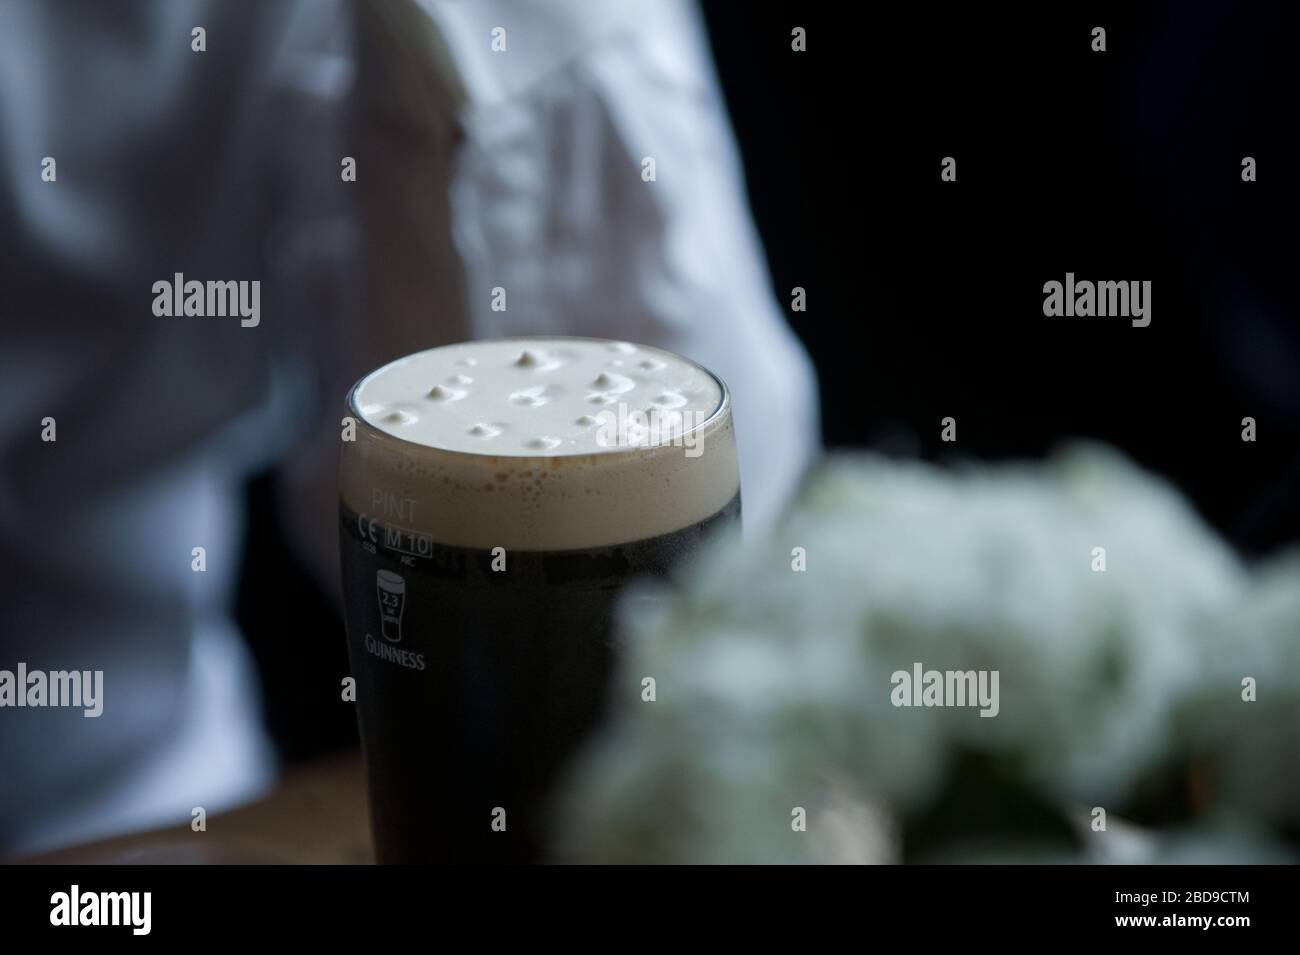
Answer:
[[650, 391, 688, 409], [427, 385, 468, 401], [574, 415, 599, 427], [514, 348, 564, 372], [383, 409, 416, 425], [588, 371, 634, 397], [468, 423, 502, 439], [637, 357, 666, 371], [607, 342, 637, 354], [510, 385, 554, 407], [525, 436, 562, 451], [448, 374, 474, 385]]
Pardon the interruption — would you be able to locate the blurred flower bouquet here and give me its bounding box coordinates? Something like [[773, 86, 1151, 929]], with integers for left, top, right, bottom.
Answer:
[[556, 445, 1300, 863]]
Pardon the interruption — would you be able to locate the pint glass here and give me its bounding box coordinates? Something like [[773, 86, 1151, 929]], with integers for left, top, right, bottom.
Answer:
[[338, 338, 740, 862]]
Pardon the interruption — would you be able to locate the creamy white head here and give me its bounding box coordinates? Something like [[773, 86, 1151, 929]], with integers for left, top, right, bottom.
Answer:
[[352, 338, 723, 455], [342, 338, 739, 550]]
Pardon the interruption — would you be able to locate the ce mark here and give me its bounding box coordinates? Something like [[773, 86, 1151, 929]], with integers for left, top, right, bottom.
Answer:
[[357, 512, 380, 545]]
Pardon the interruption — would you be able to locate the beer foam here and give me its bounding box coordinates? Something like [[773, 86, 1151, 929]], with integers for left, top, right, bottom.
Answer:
[[352, 338, 723, 454], [341, 338, 739, 550]]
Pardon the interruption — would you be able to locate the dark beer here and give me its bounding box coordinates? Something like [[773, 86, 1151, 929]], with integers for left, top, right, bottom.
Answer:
[[338, 338, 740, 863]]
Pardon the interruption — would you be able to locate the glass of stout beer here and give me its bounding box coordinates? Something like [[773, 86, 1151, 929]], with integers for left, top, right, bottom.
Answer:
[[339, 337, 740, 863]]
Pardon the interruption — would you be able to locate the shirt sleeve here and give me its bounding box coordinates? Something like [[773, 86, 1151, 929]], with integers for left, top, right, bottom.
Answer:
[[420, 0, 822, 527]]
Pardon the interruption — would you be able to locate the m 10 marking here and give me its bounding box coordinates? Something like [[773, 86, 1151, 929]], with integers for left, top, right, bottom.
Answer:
[[355, 512, 433, 558]]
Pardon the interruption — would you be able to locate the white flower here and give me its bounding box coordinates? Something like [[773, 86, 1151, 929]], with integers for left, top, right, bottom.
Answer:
[[557, 445, 1278, 863], [1181, 550, 1300, 828]]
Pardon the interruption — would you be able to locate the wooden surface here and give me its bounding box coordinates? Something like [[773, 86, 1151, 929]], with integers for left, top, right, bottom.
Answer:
[[14, 754, 373, 865], [9, 756, 1155, 864]]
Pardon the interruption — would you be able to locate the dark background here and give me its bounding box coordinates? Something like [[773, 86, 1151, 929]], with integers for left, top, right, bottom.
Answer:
[[707, 1, 1297, 550], [240, 0, 1299, 763]]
